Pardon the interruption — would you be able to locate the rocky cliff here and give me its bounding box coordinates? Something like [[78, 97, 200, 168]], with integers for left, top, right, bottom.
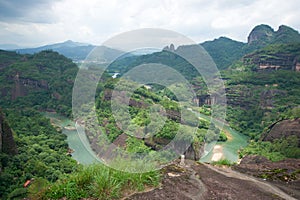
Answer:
[[243, 43, 300, 71], [247, 24, 275, 45], [0, 109, 18, 155], [261, 118, 300, 145], [247, 24, 300, 46]]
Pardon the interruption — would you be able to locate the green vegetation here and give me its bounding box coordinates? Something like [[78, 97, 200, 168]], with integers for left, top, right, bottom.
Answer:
[[30, 163, 160, 200], [90, 77, 216, 163], [259, 168, 300, 182], [223, 69, 300, 139], [240, 136, 300, 161], [0, 50, 78, 116], [0, 109, 78, 199], [1, 23, 300, 199], [201, 37, 247, 70], [218, 131, 228, 142], [211, 159, 233, 166], [108, 49, 200, 80]]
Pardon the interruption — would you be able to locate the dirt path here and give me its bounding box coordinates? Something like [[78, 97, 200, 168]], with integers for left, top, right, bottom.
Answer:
[[126, 160, 296, 200]]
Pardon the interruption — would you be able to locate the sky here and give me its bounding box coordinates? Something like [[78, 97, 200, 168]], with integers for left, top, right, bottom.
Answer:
[[0, 0, 299, 48]]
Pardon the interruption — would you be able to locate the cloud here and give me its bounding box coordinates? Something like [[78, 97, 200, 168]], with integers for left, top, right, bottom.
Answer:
[[0, 0, 60, 23], [0, 0, 299, 47]]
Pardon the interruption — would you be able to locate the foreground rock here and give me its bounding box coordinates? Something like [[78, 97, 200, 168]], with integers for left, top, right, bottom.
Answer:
[[261, 118, 300, 144], [234, 155, 300, 199], [125, 160, 296, 200]]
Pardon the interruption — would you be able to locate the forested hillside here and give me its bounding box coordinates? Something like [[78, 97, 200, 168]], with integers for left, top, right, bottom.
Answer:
[[0, 50, 79, 199], [0, 50, 78, 116]]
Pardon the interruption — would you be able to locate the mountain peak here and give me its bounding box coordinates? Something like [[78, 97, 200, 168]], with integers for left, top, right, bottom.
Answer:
[[274, 25, 300, 43], [277, 25, 296, 32], [247, 24, 274, 45], [63, 40, 75, 44], [247, 24, 300, 46]]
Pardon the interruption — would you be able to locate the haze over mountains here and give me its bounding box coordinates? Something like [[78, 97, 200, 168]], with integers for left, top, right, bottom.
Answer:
[[1, 24, 299, 69]]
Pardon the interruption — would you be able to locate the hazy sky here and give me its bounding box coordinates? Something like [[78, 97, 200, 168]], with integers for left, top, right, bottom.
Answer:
[[0, 0, 299, 47]]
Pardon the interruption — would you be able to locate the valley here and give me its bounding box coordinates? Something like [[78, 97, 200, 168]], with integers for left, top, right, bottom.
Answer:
[[0, 24, 299, 199]]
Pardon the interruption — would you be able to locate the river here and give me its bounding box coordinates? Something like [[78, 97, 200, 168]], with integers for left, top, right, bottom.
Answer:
[[44, 110, 248, 164], [191, 110, 249, 163], [44, 112, 100, 165]]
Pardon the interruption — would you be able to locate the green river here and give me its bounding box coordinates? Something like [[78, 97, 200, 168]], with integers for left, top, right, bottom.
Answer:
[[44, 112, 100, 165], [194, 110, 249, 163], [44, 110, 248, 164]]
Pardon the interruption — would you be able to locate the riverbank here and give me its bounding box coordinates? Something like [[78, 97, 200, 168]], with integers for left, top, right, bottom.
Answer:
[[211, 145, 223, 161], [189, 108, 249, 163], [44, 108, 248, 165], [43, 112, 100, 165]]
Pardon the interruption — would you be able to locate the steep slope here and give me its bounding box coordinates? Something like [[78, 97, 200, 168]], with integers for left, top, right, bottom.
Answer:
[[246, 24, 300, 51], [261, 118, 300, 145], [0, 108, 17, 155], [243, 43, 300, 71], [0, 50, 78, 116], [247, 24, 275, 46]]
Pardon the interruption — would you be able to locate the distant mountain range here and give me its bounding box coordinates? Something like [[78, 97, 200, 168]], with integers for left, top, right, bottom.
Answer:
[[0, 40, 160, 63], [15, 40, 96, 62], [201, 24, 300, 69], [0, 40, 124, 62], [1, 24, 299, 68], [108, 24, 300, 73]]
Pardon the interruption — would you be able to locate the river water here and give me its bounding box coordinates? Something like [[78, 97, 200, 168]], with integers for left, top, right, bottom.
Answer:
[[44, 110, 248, 164], [194, 111, 249, 163], [44, 112, 100, 165]]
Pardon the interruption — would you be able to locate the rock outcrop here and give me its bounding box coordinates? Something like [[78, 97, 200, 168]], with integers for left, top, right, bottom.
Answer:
[[234, 155, 300, 182], [247, 24, 274, 45], [261, 118, 300, 145], [11, 73, 49, 100], [0, 108, 18, 155], [247, 24, 300, 46]]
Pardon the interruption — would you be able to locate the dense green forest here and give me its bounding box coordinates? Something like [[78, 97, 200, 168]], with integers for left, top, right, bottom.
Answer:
[[0, 50, 78, 116], [0, 109, 78, 199], [0, 50, 80, 199]]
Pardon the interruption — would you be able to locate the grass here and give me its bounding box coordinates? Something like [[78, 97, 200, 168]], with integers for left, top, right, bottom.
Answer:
[[29, 163, 160, 200], [211, 159, 233, 166]]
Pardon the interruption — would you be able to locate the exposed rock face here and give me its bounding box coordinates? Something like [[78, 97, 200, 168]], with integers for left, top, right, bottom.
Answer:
[[261, 118, 300, 145], [163, 44, 175, 52], [295, 62, 300, 71], [184, 141, 204, 160], [247, 24, 274, 45], [225, 85, 256, 109], [275, 25, 300, 43], [234, 155, 300, 182], [247, 24, 300, 46], [243, 51, 299, 71], [11, 73, 49, 100], [0, 108, 18, 155], [260, 89, 286, 109]]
